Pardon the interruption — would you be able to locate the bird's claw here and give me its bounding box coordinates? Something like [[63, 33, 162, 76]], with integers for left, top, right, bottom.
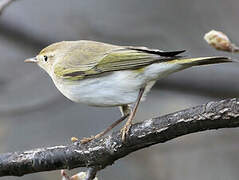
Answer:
[[80, 136, 95, 144], [121, 123, 132, 141], [71, 137, 79, 143]]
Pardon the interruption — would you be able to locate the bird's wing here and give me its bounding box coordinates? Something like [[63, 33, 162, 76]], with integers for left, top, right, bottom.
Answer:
[[54, 43, 185, 80]]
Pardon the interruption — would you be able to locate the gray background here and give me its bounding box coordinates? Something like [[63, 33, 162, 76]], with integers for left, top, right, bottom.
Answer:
[[0, 0, 239, 179]]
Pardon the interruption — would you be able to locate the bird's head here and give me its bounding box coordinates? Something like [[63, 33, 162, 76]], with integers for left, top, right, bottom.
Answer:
[[24, 41, 72, 75]]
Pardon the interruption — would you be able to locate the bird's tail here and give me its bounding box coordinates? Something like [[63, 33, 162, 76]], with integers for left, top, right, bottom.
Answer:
[[168, 56, 233, 66]]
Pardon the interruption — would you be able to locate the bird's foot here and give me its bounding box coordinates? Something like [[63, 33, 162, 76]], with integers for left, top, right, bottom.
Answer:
[[80, 136, 96, 144], [70, 136, 95, 144], [121, 122, 132, 142], [71, 137, 79, 143]]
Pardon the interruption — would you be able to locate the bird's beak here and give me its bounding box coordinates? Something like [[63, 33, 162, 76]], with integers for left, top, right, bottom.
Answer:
[[24, 57, 38, 63]]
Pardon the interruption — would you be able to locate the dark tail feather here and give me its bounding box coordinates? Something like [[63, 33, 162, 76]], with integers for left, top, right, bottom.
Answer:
[[168, 56, 233, 66]]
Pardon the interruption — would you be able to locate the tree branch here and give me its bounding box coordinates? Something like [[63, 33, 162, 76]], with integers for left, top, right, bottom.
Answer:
[[0, 98, 239, 177]]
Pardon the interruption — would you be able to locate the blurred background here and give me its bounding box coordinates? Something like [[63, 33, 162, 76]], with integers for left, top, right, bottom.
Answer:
[[0, 0, 239, 179]]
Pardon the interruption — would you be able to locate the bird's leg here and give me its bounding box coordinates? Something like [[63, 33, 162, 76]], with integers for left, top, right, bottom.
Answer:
[[121, 87, 145, 141], [119, 104, 132, 117], [80, 107, 130, 144]]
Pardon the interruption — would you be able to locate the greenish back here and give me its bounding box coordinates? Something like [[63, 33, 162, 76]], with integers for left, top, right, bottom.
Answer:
[[53, 40, 178, 80]]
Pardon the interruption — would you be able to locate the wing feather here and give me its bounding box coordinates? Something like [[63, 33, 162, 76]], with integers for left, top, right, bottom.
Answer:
[[54, 41, 185, 80]]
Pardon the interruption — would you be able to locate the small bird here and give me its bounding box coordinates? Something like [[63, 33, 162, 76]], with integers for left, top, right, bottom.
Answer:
[[25, 40, 232, 143]]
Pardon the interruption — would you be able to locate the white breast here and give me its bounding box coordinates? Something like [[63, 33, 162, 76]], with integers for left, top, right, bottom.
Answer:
[[51, 62, 184, 107]]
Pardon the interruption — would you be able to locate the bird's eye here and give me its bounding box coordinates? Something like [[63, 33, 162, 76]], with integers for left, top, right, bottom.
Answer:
[[43, 56, 48, 62]]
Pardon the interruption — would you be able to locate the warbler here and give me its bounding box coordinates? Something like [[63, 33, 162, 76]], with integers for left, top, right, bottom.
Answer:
[[25, 40, 232, 143]]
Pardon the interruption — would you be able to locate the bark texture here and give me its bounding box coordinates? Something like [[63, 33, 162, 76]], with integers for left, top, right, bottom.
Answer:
[[0, 98, 239, 177]]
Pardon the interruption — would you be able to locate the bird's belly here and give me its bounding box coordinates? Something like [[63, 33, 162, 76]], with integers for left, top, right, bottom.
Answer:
[[52, 63, 183, 107], [54, 71, 144, 107]]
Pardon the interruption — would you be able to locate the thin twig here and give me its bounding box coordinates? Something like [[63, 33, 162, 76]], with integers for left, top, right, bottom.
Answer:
[[0, 0, 16, 15], [0, 98, 239, 177], [85, 167, 98, 180]]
